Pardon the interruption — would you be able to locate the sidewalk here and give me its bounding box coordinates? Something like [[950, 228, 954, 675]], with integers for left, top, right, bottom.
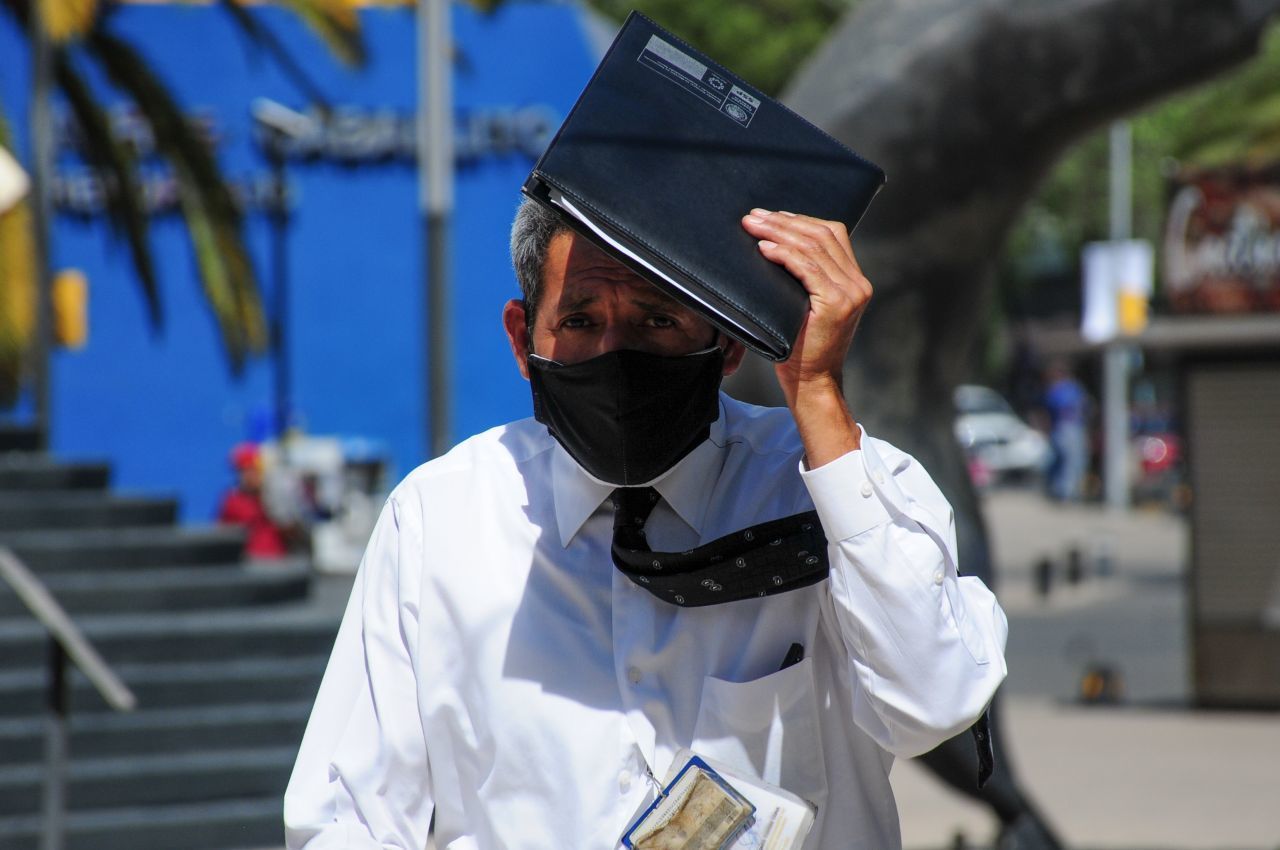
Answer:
[[891, 489, 1280, 849]]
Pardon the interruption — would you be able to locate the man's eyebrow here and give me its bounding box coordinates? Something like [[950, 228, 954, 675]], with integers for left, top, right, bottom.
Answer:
[[632, 295, 683, 313], [554, 292, 599, 314]]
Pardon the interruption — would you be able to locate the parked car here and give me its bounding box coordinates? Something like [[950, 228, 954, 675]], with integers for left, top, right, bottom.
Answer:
[[953, 384, 1051, 484]]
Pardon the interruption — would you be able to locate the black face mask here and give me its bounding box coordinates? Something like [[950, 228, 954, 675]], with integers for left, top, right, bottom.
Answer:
[[528, 346, 725, 486]]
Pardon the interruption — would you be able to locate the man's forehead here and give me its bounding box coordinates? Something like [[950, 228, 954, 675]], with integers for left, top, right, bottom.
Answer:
[[550, 233, 683, 309]]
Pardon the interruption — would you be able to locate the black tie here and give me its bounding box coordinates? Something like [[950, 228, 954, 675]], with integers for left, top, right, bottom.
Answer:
[[610, 487, 830, 607]]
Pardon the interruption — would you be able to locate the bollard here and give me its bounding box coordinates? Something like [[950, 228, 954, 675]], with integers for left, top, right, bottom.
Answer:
[[1034, 557, 1053, 599], [1094, 536, 1115, 578], [1066, 547, 1085, 585]]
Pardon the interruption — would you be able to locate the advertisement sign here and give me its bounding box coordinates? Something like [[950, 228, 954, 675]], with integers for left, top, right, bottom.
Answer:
[[1163, 169, 1280, 314]]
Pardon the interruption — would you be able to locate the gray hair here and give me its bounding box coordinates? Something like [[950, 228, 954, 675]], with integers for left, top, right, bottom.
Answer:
[[509, 196, 571, 324]]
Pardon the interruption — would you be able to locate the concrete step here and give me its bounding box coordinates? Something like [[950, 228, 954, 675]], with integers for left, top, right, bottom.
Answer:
[[0, 457, 109, 491], [0, 525, 245, 571], [0, 562, 310, 617], [0, 655, 328, 717], [0, 492, 178, 531], [0, 746, 297, 816], [0, 701, 312, 762], [0, 425, 42, 453], [0, 796, 287, 850], [0, 607, 339, 670]]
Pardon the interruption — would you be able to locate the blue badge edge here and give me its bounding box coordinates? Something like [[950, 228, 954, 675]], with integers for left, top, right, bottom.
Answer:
[[619, 755, 757, 848]]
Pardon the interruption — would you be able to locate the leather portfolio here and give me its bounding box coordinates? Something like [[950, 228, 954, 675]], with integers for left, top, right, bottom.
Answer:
[[522, 12, 886, 361]]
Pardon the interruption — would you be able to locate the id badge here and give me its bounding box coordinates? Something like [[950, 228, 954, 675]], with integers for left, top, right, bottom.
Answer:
[[621, 750, 816, 850], [621, 755, 755, 850]]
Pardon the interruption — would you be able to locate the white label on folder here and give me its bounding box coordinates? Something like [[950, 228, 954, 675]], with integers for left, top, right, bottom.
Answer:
[[638, 35, 757, 128], [642, 35, 709, 83]]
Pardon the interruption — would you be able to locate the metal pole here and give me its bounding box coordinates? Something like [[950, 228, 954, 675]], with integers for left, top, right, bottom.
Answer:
[[418, 0, 454, 458], [1108, 123, 1132, 241], [1104, 121, 1132, 511], [41, 637, 68, 850], [269, 147, 290, 439], [28, 0, 56, 450], [250, 99, 314, 443]]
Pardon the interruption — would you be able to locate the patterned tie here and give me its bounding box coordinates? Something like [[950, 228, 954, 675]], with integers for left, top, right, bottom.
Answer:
[[610, 487, 830, 607]]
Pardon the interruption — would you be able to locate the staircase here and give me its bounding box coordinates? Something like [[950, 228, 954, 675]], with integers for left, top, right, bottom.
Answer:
[[0, 426, 345, 850]]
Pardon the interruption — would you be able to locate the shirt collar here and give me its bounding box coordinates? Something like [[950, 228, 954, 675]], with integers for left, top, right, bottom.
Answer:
[[551, 398, 728, 547]]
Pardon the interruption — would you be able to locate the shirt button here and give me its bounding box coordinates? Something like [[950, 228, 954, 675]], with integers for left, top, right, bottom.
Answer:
[[933, 569, 945, 586], [618, 769, 633, 792], [627, 666, 643, 684], [873, 470, 885, 485], [859, 481, 874, 498]]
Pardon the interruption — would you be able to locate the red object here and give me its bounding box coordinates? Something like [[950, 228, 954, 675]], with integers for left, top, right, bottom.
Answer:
[[218, 489, 288, 557], [1138, 434, 1181, 475], [230, 442, 261, 472]]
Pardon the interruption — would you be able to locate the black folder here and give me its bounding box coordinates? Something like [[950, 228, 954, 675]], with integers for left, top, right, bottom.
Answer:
[[522, 12, 886, 361]]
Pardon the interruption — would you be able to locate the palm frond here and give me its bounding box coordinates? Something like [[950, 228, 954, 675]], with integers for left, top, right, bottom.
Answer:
[[37, 0, 98, 43], [54, 50, 161, 328], [0, 107, 36, 406], [86, 28, 268, 371], [274, 0, 365, 67], [216, 0, 334, 107]]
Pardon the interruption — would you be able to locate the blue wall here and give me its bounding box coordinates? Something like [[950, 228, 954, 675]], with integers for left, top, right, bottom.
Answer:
[[0, 2, 602, 520]]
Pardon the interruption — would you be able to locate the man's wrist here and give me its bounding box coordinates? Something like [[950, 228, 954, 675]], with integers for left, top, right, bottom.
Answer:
[[788, 377, 861, 469]]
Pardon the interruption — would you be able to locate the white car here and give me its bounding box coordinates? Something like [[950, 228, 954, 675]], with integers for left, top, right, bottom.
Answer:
[[953, 384, 1051, 481]]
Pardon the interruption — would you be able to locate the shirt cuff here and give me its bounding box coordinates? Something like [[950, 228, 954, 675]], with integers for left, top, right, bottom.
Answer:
[[798, 427, 900, 542]]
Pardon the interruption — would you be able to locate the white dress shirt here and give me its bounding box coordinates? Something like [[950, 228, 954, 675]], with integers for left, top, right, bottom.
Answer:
[[284, 394, 1008, 850]]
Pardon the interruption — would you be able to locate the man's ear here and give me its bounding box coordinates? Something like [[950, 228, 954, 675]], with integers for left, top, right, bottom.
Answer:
[[503, 299, 532, 380], [720, 337, 747, 377]]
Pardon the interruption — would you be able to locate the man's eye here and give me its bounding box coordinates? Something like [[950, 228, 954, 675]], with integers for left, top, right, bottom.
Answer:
[[644, 315, 677, 329], [560, 315, 593, 329]]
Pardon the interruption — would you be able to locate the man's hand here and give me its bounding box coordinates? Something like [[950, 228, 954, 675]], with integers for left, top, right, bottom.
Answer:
[[741, 209, 871, 467]]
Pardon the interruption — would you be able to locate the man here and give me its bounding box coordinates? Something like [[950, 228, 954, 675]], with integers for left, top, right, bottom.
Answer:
[[284, 200, 1008, 849], [217, 442, 289, 559], [1043, 359, 1090, 502]]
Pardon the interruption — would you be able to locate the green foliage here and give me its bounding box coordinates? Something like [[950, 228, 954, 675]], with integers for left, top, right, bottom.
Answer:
[[587, 0, 857, 96], [1164, 25, 1280, 168], [55, 51, 160, 326], [87, 27, 269, 367]]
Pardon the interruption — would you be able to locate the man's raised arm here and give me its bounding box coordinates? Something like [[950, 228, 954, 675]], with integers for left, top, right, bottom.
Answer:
[[742, 209, 1008, 754]]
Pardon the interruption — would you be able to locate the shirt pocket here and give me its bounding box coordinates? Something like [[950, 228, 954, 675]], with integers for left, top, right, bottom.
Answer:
[[690, 657, 828, 813]]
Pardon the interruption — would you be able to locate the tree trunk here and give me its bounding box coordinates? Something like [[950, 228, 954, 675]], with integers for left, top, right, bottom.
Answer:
[[730, 0, 1280, 581]]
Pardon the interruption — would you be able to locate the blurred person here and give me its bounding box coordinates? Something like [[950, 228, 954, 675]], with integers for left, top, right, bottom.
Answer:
[[217, 442, 289, 558], [1043, 360, 1090, 501], [283, 200, 1008, 849]]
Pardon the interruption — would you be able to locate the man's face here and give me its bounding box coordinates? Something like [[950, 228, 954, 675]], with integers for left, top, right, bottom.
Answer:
[[504, 232, 745, 378]]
